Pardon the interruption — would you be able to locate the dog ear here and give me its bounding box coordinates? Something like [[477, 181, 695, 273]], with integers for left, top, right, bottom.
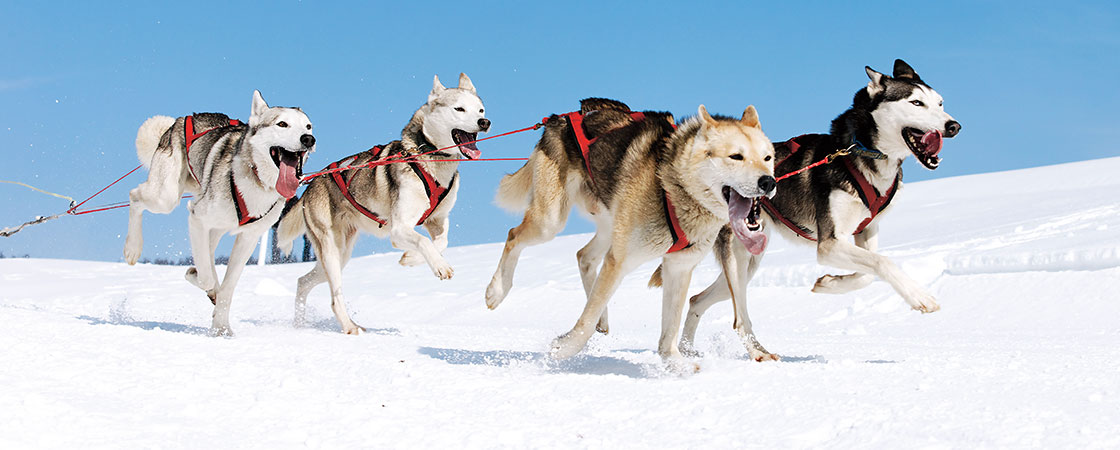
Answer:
[[865, 66, 887, 97], [250, 90, 269, 127], [740, 105, 761, 129], [429, 75, 446, 103], [893, 59, 921, 81], [698, 105, 717, 127], [457, 73, 476, 92]]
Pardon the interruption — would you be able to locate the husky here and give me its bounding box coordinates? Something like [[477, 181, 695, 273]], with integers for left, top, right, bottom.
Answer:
[[276, 73, 489, 334], [124, 90, 315, 336], [675, 59, 962, 361], [485, 98, 776, 367]]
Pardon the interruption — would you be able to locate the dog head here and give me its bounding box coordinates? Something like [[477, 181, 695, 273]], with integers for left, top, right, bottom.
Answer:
[[246, 90, 314, 199], [421, 73, 489, 159], [685, 105, 775, 255], [862, 59, 961, 170]]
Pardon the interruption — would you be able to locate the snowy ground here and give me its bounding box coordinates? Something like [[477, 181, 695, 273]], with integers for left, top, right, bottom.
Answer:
[[2, 158, 1119, 448]]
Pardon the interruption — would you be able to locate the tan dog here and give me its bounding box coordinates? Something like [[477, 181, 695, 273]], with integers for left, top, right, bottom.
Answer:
[[486, 98, 775, 368]]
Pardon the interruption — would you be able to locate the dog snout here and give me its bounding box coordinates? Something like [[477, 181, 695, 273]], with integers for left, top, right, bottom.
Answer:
[[944, 120, 961, 138], [300, 134, 316, 148], [477, 118, 491, 132], [758, 175, 777, 195]]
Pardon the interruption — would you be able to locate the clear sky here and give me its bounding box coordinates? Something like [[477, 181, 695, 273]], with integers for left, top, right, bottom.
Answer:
[[2, 1, 1118, 261]]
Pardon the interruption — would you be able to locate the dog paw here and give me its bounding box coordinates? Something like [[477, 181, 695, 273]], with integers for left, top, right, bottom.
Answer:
[[748, 348, 781, 362], [209, 324, 234, 338], [123, 237, 142, 265], [812, 273, 872, 294], [484, 278, 510, 310], [663, 355, 701, 375], [398, 252, 424, 267], [549, 332, 587, 360], [431, 262, 454, 280], [342, 324, 365, 336], [907, 292, 941, 314]]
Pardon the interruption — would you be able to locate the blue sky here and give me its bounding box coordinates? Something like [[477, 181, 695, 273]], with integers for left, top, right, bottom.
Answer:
[[2, 1, 1118, 261]]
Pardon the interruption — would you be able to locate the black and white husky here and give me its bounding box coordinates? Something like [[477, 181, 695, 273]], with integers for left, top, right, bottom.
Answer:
[[679, 59, 961, 361], [125, 91, 316, 336]]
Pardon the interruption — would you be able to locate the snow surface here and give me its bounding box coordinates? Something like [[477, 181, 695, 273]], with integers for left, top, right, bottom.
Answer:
[[2, 158, 1119, 448]]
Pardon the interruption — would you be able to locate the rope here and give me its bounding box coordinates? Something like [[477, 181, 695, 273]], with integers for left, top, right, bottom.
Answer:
[[299, 122, 542, 183], [0, 180, 76, 203], [66, 164, 144, 214], [774, 148, 851, 182]]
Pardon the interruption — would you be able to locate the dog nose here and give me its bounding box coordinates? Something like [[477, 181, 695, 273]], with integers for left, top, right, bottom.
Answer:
[[300, 134, 316, 148], [758, 175, 776, 195], [477, 118, 491, 132], [944, 120, 961, 138]]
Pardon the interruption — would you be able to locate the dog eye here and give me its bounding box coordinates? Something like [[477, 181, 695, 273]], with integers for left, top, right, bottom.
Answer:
[[454, 107, 466, 112], [910, 100, 925, 107], [277, 121, 289, 128], [729, 154, 744, 160], [306, 124, 312, 130], [764, 155, 772, 161], [479, 109, 485, 113]]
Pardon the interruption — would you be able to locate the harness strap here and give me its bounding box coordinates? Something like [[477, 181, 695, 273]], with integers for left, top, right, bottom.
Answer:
[[840, 157, 900, 235], [561, 110, 650, 184], [184, 115, 241, 185], [663, 190, 692, 253], [229, 170, 275, 227], [760, 197, 817, 241], [329, 146, 452, 227]]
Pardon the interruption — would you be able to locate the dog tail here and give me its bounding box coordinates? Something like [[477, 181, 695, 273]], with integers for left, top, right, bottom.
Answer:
[[648, 265, 663, 288], [494, 157, 534, 212], [276, 196, 306, 255], [135, 115, 176, 168]]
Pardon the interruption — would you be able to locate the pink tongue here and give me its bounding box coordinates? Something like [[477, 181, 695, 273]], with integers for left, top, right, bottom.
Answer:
[[921, 130, 943, 156], [276, 160, 300, 199], [727, 191, 768, 255], [461, 147, 481, 159]]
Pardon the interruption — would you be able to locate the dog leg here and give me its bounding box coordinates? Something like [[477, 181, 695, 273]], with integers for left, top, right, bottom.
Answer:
[[401, 215, 449, 267], [208, 231, 258, 337], [657, 256, 701, 373], [551, 249, 631, 359], [124, 168, 184, 265], [185, 215, 218, 302], [485, 190, 570, 309], [812, 226, 877, 294], [316, 226, 363, 335], [816, 229, 939, 313], [680, 272, 729, 356], [293, 262, 326, 327], [724, 243, 778, 362], [576, 230, 612, 334]]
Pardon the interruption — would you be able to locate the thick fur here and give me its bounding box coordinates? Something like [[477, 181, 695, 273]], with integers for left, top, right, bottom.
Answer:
[[485, 98, 775, 369], [275, 73, 488, 335], [124, 90, 316, 336], [679, 59, 962, 360]]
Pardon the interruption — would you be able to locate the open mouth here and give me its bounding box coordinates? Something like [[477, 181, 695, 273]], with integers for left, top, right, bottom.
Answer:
[[451, 129, 481, 160], [723, 186, 767, 255], [903, 127, 942, 170], [270, 145, 305, 199]]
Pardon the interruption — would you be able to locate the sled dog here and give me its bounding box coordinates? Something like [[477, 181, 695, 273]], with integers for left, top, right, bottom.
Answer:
[[486, 98, 776, 366], [676, 59, 962, 360], [125, 91, 316, 336], [276, 73, 489, 334]]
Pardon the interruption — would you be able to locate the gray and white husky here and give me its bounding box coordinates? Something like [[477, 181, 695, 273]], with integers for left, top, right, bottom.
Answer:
[[276, 73, 489, 334], [125, 91, 315, 336], [674, 59, 961, 361]]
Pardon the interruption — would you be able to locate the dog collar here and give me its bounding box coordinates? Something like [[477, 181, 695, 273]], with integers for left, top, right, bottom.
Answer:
[[848, 140, 888, 160]]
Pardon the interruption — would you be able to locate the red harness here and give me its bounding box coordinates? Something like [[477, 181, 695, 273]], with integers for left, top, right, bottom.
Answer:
[[554, 110, 690, 253], [329, 146, 452, 227], [184, 115, 241, 185], [761, 137, 900, 241]]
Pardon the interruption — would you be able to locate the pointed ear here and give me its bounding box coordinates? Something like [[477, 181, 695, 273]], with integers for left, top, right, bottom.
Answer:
[[740, 105, 760, 129], [893, 59, 921, 81], [698, 104, 717, 127], [865, 66, 886, 97], [250, 90, 269, 126], [429, 75, 446, 103], [457, 72, 476, 92]]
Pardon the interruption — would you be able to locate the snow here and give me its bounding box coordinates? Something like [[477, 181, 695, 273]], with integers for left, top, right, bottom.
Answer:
[[2, 157, 1120, 448]]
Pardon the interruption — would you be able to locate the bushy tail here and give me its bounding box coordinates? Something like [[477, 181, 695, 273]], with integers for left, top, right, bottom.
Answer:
[[494, 158, 534, 212], [276, 197, 307, 254], [135, 115, 176, 167], [648, 265, 663, 288]]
